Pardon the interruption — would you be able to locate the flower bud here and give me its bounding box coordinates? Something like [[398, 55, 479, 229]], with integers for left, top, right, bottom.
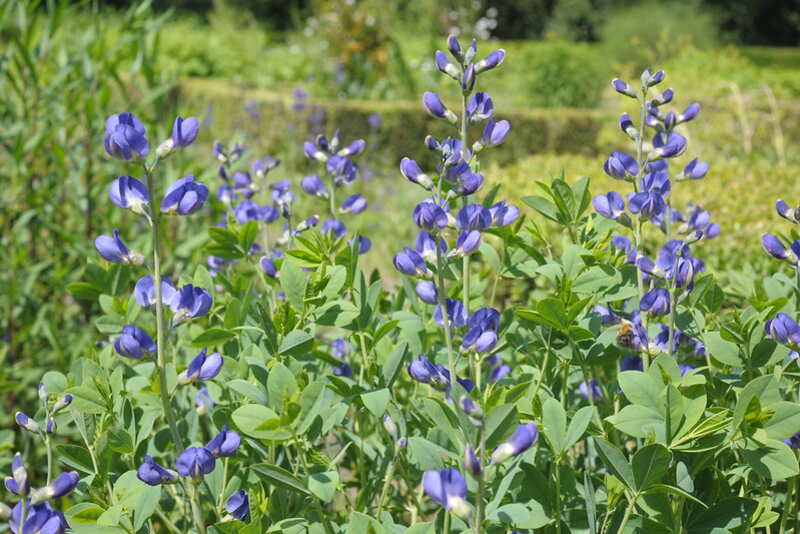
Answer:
[[30, 471, 80, 504], [475, 49, 505, 73], [435, 51, 460, 79], [464, 444, 482, 476], [15, 412, 39, 433], [612, 78, 638, 98], [46, 418, 56, 434], [447, 35, 463, 60], [491, 423, 538, 464], [383, 414, 398, 438]]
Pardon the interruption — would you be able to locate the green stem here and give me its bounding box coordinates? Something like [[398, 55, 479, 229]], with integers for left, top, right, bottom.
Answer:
[[780, 475, 796, 533], [144, 166, 184, 454], [443, 510, 451, 534], [376, 443, 399, 517], [617, 493, 637, 534], [154, 507, 183, 534], [433, 228, 457, 376], [474, 424, 486, 534], [217, 458, 229, 512], [43, 433, 53, 484], [358, 332, 369, 385], [554, 458, 562, 534], [189, 482, 207, 534]]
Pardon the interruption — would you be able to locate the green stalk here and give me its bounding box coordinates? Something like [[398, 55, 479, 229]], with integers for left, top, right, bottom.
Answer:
[[144, 165, 184, 453], [474, 424, 486, 534], [435, 237, 457, 379], [554, 458, 562, 534], [779, 474, 796, 533], [376, 443, 399, 517], [616, 493, 637, 533], [19, 498, 27, 534], [189, 482, 207, 534]]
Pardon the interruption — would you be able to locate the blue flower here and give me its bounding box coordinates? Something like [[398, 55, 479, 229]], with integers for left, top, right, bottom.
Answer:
[[134, 275, 176, 307], [467, 92, 493, 121], [206, 425, 241, 458], [475, 49, 505, 73], [603, 151, 638, 179], [452, 230, 481, 257], [415, 231, 447, 261], [5, 454, 29, 496], [434, 298, 468, 328], [170, 116, 199, 148], [641, 288, 670, 316], [322, 219, 348, 238], [196, 387, 214, 415], [176, 447, 216, 478], [393, 247, 430, 278], [651, 132, 687, 158], [94, 229, 141, 264], [415, 281, 438, 304], [611, 78, 637, 98], [109, 176, 149, 213], [400, 158, 432, 189], [464, 444, 482, 476], [766, 313, 800, 346], [104, 112, 149, 160], [491, 423, 538, 463], [423, 92, 453, 121], [593, 192, 625, 220], [488, 201, 519, 226], [252, 156, 281, 178], [10, 501, 68, 534], [169, 285, 212, 324], [161, 175, 209, 215], [407, 355, 449, 390], [456, 204, 492, 231], [579, 380, 603, 402], [413, 199, 449, 230], [422, 468, 469, 517], [225, 491, 250, 522], [326, 156, 357, 186], [341, 194, 368, 214], [178, 349, 223, 385], [301, 174, 327, 197], [137, 456, 178, 486], [114, 325, 156, 359], [30, 472, 79, 504], [481, 118, 510, 147]]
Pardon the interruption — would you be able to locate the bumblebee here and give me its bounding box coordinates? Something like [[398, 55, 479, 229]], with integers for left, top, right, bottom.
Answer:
[[616, 321, 637, 349]]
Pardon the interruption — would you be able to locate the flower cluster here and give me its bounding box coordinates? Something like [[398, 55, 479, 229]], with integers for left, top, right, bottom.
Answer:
[[302, 130, 371, 253], [594, 70, 716, 368]]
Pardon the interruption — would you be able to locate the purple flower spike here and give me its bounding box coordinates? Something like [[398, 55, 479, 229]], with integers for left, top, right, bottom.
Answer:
[[114, 325, 156, 359], [104, 112, 149, 160], [611, 78, 637, 98], [491, 423, 538, 463], [464, 444, 482, 476], [134, 275, 177, 307], [169, 285, 212, 324], [603, 151, 639, 179], [137, 456, 178, 486], [161, 175, 209, 215], [171, 116, 199, 148], [109, 176, 149, 213], [95, 229, 141, 264], [641, 288, 670, 316], [422, 468, 470, 517], [393, 247, 429, 278], [762, 234, 789, 260], [475, 49, 505, 73], [481, 118, 510, 147], [682, 159, 708, 180], [416, 280, 438, 304], [341, 193, 368, 214], [206, 425, 241, 458], [592, 192, 625, 220], [30, 471, 79, 504], [178, 348, 223, 385], [226, 491, 250, 522], [579, 380, 603, 402], [176, 447, 216, 478]]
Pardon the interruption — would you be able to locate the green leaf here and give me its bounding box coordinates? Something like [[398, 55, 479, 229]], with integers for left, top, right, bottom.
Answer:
[[564, 406, 594, 449], [57, 444, 95, 474], [232, 404, 290, 441], [227, 379, 269, 405], [741, 438, 799, 481], [192, 328, 236, 348], [687, 498, 758, 533], [488, 500, 552, 529], [594, 437, 635, 490], [703, 331, 742, 367], [485, 404, 519, 448], [764, 401, 800, 440], [631, 444, 671, 491], [360, 388, 390, 417], [267, 362, 298, 411], [278, 330, 313, 358], [280, 260, 307, 312], [251, 464, 310, 496], [542, 398, 567, 455], [306, 470, 339, 503]]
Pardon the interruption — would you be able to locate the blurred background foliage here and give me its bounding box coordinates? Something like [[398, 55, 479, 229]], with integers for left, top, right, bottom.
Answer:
[[0, 0, 798, 402]]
